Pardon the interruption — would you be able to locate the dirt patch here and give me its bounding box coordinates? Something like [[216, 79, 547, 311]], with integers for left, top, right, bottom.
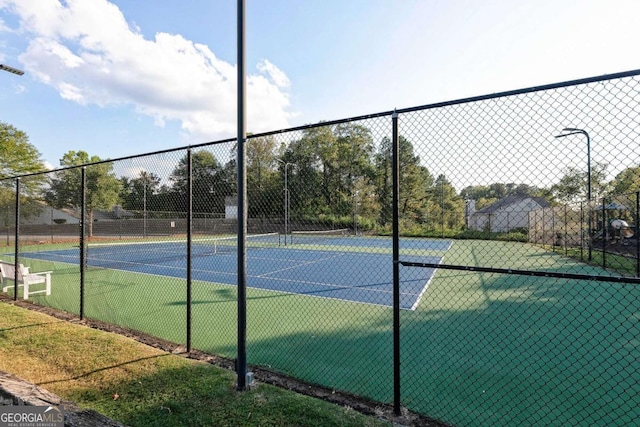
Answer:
[[598, 237, 639, 258], [0, 295, 450, 427]]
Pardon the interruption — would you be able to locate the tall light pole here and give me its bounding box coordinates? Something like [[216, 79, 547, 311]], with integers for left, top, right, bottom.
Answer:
[[0, 64, 24, 76], [555, 127, 592, 260], [276, 159, 293, 244]]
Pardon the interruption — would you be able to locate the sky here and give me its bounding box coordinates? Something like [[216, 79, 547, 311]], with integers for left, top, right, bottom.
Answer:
[[1, 0, 639, 173]]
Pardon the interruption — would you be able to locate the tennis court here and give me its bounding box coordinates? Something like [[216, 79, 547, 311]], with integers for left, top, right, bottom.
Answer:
[[18, 234, 449, 310], [6, 236, 639, 427]]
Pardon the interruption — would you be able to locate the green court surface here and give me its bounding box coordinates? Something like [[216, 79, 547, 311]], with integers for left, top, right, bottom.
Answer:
[[3, 238, 638, 427]]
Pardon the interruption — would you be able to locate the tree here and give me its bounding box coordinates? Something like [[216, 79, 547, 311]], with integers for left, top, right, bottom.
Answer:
[[283, 124, 378, 225], [120, 171, 161, 212], [430, 174, 465, 233], [334, 123, 376, 216], [169, 150, 235, 214], [0, 122, 48, 225], [0, 122, 47, 186], [550, 162, 609, 204], [285, 131, 326, 217], [44, 151, 122, 237], [460, 182, 547, 201], [610, 166, 640, 195], [375, 135, 434, 227], [246, 136, 280, 217], [298, 125, 339, 213]]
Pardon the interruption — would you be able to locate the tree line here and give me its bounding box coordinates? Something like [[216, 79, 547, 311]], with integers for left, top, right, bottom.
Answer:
[[2, 121, 640, 237]]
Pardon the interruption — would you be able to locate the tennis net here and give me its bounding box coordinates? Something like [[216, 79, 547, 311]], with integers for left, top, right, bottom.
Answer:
[[86, 233, 280, 263], [288, 229, 350, 245]]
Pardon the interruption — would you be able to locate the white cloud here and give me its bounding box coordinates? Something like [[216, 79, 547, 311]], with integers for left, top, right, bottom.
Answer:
[[2, 0, 294, 140], [0, 17, 9, 32], [257, 59, 290, 88]]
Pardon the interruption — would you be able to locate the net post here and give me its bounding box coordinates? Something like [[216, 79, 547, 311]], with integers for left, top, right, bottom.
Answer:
[[391, 109, 401, 415]]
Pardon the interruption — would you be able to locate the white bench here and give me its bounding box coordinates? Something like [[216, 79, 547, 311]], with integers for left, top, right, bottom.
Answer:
[[0, 261, 52, 299]]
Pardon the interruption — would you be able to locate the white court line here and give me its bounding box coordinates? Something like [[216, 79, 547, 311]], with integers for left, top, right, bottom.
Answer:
[[410, 257, 445, 311], [254, 252, 346, 277], [25, 247, 427, 310]]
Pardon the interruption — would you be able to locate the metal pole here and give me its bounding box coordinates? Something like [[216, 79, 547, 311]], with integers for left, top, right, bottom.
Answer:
[[544, 209, 553, 247], [284, 164, 289, 243], [277, 159, 292, 245], [143, 181, 147, 237], [580, 202, 584, 261], [602, 198, 606, 270], [236, 0, 249, 391], [636, 192, 639, 277], [187, 149, 193, 352], [441, 175, 445, 238], [391, 110, 401, 415], [13, 178, 19, 301], [80, 168, 86, 319], [353, 191, 358, 236], [555, 129, 592, 260], [564, 205, 568, 256], [586, 132, 592, 261]]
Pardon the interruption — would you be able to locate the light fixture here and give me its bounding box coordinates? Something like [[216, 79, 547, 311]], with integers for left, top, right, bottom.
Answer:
[[0, 64, 25, 76]]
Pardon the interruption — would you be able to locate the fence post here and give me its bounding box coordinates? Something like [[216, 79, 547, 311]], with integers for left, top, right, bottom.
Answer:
[[635, 191, 640, 277], [13, 178, 20, 301], [580, 202, 584, 261], [236, 0, 249, 392], [79, 168, 86, 319], [602, 198, 607, 269], [187, 148, 193, 352], [551, 209, 556, 251], [391, 110, 401, 416], [564, 205, 568, 256], [588, 198, 593, 262], [542, 208, 547, 248]]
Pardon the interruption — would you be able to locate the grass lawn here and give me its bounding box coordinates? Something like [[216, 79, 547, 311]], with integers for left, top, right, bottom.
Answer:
[[0, 301, 390, 427], [3, 237, 638, 427]]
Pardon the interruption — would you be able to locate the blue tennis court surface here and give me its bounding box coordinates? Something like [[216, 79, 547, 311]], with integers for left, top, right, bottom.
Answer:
[[20, 237, 449, 310]]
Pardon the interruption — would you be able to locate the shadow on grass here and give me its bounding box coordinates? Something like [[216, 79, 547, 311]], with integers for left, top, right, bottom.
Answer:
[[0, 320, 66, 332], [62, 363, 387, 427], [37, 353, 176, 387]]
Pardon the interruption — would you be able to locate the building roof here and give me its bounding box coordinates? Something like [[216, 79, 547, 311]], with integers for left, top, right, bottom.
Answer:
[[475, 194, 550, 214]]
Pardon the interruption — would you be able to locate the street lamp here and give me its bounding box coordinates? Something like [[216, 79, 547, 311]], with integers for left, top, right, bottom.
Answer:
[[0, 64, 24, 76], [276, 159, 294, 244], [555, 127, 592, 260]]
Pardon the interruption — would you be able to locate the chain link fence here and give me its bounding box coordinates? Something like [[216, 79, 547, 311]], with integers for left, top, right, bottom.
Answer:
[[1, 70, 640, 426]]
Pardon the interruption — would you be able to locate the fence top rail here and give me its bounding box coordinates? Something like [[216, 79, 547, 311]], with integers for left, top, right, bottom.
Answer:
[[2, 68, 640, 183]]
